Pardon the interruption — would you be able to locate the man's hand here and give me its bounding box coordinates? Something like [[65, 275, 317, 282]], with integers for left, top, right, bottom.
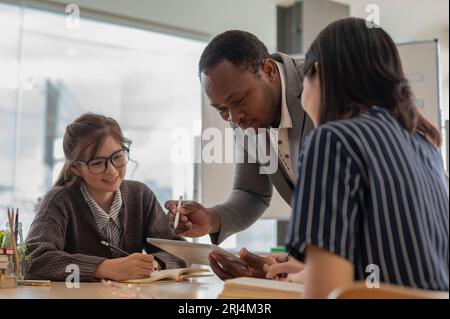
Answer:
[[164, 200, 220, 238], [208, 247, 288, 281]]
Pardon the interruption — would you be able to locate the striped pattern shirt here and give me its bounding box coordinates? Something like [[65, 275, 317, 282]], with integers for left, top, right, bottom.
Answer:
[[287, 106, 449, 291], [80, 182, 124, 257]]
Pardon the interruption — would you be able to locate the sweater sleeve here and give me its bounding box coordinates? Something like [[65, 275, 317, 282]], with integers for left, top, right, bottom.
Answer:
[[24, 190, 107, 282], [141, 186, 188, 269]]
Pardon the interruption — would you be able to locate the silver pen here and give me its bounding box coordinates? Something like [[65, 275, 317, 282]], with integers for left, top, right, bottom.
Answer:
[[100, 240, 129, 257], [174, 195, 182, 229]]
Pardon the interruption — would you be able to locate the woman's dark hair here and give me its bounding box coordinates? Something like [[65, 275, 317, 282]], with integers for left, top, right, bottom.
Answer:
[[54, 113, 131, 187], [303, 17, 441, 146], [198, 30, 270, 77]]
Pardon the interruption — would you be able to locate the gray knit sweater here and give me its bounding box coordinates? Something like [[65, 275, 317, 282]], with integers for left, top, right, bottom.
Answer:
[[25, 180, 187, 281]]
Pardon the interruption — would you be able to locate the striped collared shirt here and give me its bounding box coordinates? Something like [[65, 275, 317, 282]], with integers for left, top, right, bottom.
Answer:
[[80, 182, 124, 257], [287, 106, 449, 291]]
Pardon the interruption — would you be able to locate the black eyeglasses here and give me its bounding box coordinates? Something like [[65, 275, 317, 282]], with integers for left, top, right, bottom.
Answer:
[[76, 147, 130, 175]]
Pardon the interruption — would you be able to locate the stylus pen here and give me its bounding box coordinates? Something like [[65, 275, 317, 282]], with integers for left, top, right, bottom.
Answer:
[[100, 240, 129, 257], [174, 195, 182, 229]]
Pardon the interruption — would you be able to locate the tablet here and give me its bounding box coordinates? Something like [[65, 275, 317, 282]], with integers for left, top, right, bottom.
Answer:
[[147, 238, 248, 267]]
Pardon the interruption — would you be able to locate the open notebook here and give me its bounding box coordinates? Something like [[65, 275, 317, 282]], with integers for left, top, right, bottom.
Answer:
[[219, 277, 304, 299], [121, 268, 213, 284]]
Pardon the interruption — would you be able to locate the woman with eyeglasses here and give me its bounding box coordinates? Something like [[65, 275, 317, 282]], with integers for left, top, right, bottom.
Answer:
[[25, 113, 187, 282], [265, 17, 448, 297]]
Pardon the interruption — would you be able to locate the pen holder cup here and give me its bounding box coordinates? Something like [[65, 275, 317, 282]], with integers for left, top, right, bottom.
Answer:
[[0, 273, 17, 288], [0, 250, 17, 288]]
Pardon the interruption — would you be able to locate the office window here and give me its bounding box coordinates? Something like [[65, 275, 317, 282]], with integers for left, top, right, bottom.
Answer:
[[227, 219, 278, 254], [0, 3, 205, 236], [197, 218, 277, 254]]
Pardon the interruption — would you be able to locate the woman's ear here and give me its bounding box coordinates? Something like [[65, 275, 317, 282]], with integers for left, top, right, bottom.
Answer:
[[69, 163, 81, 177], [310, 62, 321, 86], [313, 62, 320, 75]]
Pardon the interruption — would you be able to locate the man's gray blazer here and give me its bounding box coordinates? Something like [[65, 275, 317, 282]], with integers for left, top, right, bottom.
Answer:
[[210, 52, 314, 244]]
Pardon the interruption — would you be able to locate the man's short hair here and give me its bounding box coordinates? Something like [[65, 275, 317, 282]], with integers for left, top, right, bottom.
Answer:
[[198, 30, 270, 77]]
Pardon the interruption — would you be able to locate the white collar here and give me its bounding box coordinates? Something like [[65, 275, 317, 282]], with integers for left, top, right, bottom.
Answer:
[[274, 61, 293, 129]]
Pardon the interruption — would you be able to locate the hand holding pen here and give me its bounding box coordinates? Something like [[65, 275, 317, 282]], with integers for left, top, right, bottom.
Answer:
[[263, 252, 305, 282], [100, 240, 160, 270], [95, 241, 158, 281], [164, 199, 218, 238]]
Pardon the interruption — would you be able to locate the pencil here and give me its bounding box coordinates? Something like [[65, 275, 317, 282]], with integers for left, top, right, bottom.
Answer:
[[174, 196, 182, 229], [100, 240, 129, 257], [284, 252, 291, 262], [14, 209, 19, 243], [17, 279, 51, 286], [274, 251, 291, 280]]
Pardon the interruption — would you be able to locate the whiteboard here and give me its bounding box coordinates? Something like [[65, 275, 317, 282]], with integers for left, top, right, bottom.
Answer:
[[397, 40, 442, 129]]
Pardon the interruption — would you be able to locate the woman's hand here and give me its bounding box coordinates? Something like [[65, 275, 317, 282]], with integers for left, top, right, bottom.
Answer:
[[93, 253, 156, 281], [264, 256, 305, 283]]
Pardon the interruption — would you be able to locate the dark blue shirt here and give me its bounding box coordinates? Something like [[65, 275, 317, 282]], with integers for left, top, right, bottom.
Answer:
[[287, 106, 449, 291]]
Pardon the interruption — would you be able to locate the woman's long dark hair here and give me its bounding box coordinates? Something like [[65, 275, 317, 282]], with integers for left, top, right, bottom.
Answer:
[[54, 113, 131, 187], [303, 17, 441, 147]]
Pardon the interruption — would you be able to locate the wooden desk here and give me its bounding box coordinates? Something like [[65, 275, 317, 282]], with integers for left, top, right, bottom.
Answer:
[[0, 276, 224, 299]]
